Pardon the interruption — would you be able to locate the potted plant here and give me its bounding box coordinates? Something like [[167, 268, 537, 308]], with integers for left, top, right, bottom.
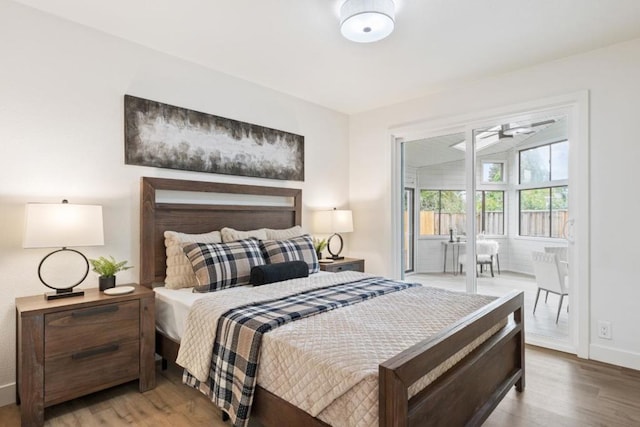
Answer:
[[313, 237, 328, 260], [89, 256, 133, 291]]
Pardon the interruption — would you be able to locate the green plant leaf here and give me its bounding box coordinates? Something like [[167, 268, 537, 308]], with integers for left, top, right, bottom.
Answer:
[[88, 255, 133, 277]]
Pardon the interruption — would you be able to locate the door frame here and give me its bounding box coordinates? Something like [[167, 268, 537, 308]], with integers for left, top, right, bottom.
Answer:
[[390, 91, 590, 358], [403, 187, 416, 273]]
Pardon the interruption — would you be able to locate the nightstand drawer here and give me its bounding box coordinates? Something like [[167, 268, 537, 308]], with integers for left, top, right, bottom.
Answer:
[[327, 263, 358, 272], [45, 300, 140, 356], [320, 258, 365, 273], [44, 339, 140, 406]]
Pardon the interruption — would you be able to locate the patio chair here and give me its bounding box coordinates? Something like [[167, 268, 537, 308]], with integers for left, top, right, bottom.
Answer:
[[532, 251, 569, 324], [459, 240, 500, 277], [544, 246, 568, 277]]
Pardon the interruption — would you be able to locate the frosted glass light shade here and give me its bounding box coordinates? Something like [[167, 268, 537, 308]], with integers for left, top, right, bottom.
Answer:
[[23, 202, 104, 248], [340, 0, 395, 43], [314, 209, 354, 234]]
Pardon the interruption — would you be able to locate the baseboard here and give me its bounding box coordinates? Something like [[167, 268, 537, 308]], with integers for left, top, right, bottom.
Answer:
[[0, 382, 16, 407], [527, 335, 575, 355], [590, 344, 640, 371]]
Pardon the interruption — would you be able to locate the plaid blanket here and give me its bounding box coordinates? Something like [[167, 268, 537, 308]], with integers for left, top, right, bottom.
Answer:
[[184, 276, 419, 427]]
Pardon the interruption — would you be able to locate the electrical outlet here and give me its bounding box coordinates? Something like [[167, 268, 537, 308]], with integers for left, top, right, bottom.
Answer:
[[597, 320, 612, 339]]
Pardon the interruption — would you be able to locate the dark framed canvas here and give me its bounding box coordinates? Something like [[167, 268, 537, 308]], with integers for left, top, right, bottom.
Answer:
[[124, 95, 304, 181]]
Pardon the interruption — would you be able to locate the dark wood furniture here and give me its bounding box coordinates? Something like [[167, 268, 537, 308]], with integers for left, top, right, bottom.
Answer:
[[140, 176, 525, 427], [319, 257, 365, 273], [15, 285, 155, 427]]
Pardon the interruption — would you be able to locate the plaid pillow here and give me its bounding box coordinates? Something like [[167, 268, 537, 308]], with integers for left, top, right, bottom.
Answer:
[[183, 238, 266, 293], [259, 234, 319, 274]]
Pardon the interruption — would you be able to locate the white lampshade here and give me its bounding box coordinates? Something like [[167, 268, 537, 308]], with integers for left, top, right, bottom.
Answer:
[[314, 209, 354, 234], [340, 0, 395, 43], [23, 202, 104, 248]]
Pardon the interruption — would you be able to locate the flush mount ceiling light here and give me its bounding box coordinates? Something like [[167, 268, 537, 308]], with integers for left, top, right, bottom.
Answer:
[[340, 0, 395, 43]]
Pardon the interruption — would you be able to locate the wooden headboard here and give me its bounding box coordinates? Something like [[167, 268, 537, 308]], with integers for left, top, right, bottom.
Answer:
[[139, 177, 302, 288]]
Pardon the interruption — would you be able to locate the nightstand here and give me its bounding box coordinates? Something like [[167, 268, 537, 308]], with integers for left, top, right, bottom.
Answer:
[[15, 285, 155, 427], [319, 257, 365, 273]]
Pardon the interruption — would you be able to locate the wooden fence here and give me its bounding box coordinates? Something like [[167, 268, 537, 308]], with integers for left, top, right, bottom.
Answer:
[[520, 209, 568, 237], [418, 210, 568, 237]]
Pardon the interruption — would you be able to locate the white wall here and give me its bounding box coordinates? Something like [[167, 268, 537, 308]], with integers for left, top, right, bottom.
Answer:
[[349, 37, 640, 370], [0, 1, 350, 405]]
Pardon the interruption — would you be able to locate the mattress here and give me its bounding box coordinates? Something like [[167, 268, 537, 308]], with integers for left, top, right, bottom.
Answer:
[[172, 271, 504, 427], [154, 270, 335, 342]]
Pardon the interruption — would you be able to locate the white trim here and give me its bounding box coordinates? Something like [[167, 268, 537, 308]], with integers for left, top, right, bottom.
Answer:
[[390, 135, 403, 280], [562, 90, 590, 359], [0, 382, 15, 407], [464, 127, 477, 293], [527, 337, 575, 355], [590, 344, 640, 371], [390, 91, 590, 358]]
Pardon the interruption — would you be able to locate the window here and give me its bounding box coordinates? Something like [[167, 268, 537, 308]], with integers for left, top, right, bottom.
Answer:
[[476, 191, 504, 235], [519, 141, 568, 237], [420, 190, 504, 236], [520, 140, 568, 184], [482, 161, 504, 183], [419, 190, 465, 236]]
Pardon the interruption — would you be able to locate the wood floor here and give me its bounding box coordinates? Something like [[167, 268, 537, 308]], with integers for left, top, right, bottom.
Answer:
[[1, 346, 639, 426]]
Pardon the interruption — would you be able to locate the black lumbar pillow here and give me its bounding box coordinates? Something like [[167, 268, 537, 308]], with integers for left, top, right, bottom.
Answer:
[[250, 260, 309, 286]]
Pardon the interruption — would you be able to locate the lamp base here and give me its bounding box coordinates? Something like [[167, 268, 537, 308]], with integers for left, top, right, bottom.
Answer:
[[44, 289, 85, 301], [38, 247, 90, 301], [326, 233, 346, 260]]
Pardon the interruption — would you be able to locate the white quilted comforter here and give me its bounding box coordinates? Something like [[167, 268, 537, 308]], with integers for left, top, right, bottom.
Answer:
[[176, 271, 499, 427]]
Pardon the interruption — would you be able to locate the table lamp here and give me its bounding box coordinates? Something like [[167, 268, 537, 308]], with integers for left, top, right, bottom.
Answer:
[[23, 200, 104, 300], [314, 208, 353, 260]]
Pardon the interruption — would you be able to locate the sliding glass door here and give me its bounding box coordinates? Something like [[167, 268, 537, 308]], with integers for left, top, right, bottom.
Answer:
[[396, 95, 587, 357], [403, 188, 415, 273]]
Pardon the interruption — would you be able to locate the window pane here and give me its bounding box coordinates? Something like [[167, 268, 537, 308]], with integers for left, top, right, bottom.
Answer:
[[419, 190, 439, 235], [551, 186, 569, 238], [551, 141, 569, 181], [441, 190, 466, 236], [520, 145, 550, 184], [520, 188, 550, 237], [482, 162, 503, 182], [484, 191, 504, 235]]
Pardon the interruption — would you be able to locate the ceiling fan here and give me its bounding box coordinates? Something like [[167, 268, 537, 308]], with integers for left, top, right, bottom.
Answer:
[[478, 119, 556, 139]]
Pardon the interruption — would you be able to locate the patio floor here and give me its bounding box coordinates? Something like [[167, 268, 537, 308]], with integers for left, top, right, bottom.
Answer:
[[406, 271, 569, 342]]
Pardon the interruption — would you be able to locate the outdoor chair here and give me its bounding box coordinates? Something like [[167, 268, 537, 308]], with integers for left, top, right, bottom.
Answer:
[[532, 251, 569, 324], [459, 240, 500, 277]]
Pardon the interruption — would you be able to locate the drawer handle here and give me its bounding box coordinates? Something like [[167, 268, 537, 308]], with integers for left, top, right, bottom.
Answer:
[[72, 305, 119, 317], [72, 343, 119, 360]]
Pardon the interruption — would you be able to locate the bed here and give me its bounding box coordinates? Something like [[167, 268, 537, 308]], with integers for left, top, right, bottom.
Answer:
[[139, 176, 525, 427]]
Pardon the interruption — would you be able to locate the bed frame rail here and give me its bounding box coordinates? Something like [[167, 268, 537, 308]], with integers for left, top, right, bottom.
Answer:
[[379, 290, 524, 427]]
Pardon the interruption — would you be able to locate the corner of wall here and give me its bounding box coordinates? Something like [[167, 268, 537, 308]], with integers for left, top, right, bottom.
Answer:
[[0, 382, 16, 407]]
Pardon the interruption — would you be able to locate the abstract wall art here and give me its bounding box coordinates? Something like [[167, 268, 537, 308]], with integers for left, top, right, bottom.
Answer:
[[124, 95, 304, 181]]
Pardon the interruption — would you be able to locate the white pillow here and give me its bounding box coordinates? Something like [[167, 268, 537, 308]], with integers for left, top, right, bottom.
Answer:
[[265, 225, 304, 240], [164, 230, 222, 289], [220, 227, 268, 243]]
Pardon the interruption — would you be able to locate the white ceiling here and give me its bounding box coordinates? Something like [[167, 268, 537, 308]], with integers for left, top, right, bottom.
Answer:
[[11, 0, 640, 114]]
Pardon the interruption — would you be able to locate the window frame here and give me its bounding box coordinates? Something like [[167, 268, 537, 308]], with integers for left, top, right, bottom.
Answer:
[[419, 189, 505, 237], [517, 140, 569, 238], [481, 160, 506, 184], [476, 190, 505, 236]]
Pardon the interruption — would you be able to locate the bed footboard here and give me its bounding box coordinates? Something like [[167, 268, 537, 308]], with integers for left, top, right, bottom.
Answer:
[[379, 290, 524, 427]]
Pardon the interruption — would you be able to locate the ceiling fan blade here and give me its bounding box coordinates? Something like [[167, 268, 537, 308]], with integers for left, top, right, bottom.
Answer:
[[478, 131, 499, 139], [530, 119, 556, 127]]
